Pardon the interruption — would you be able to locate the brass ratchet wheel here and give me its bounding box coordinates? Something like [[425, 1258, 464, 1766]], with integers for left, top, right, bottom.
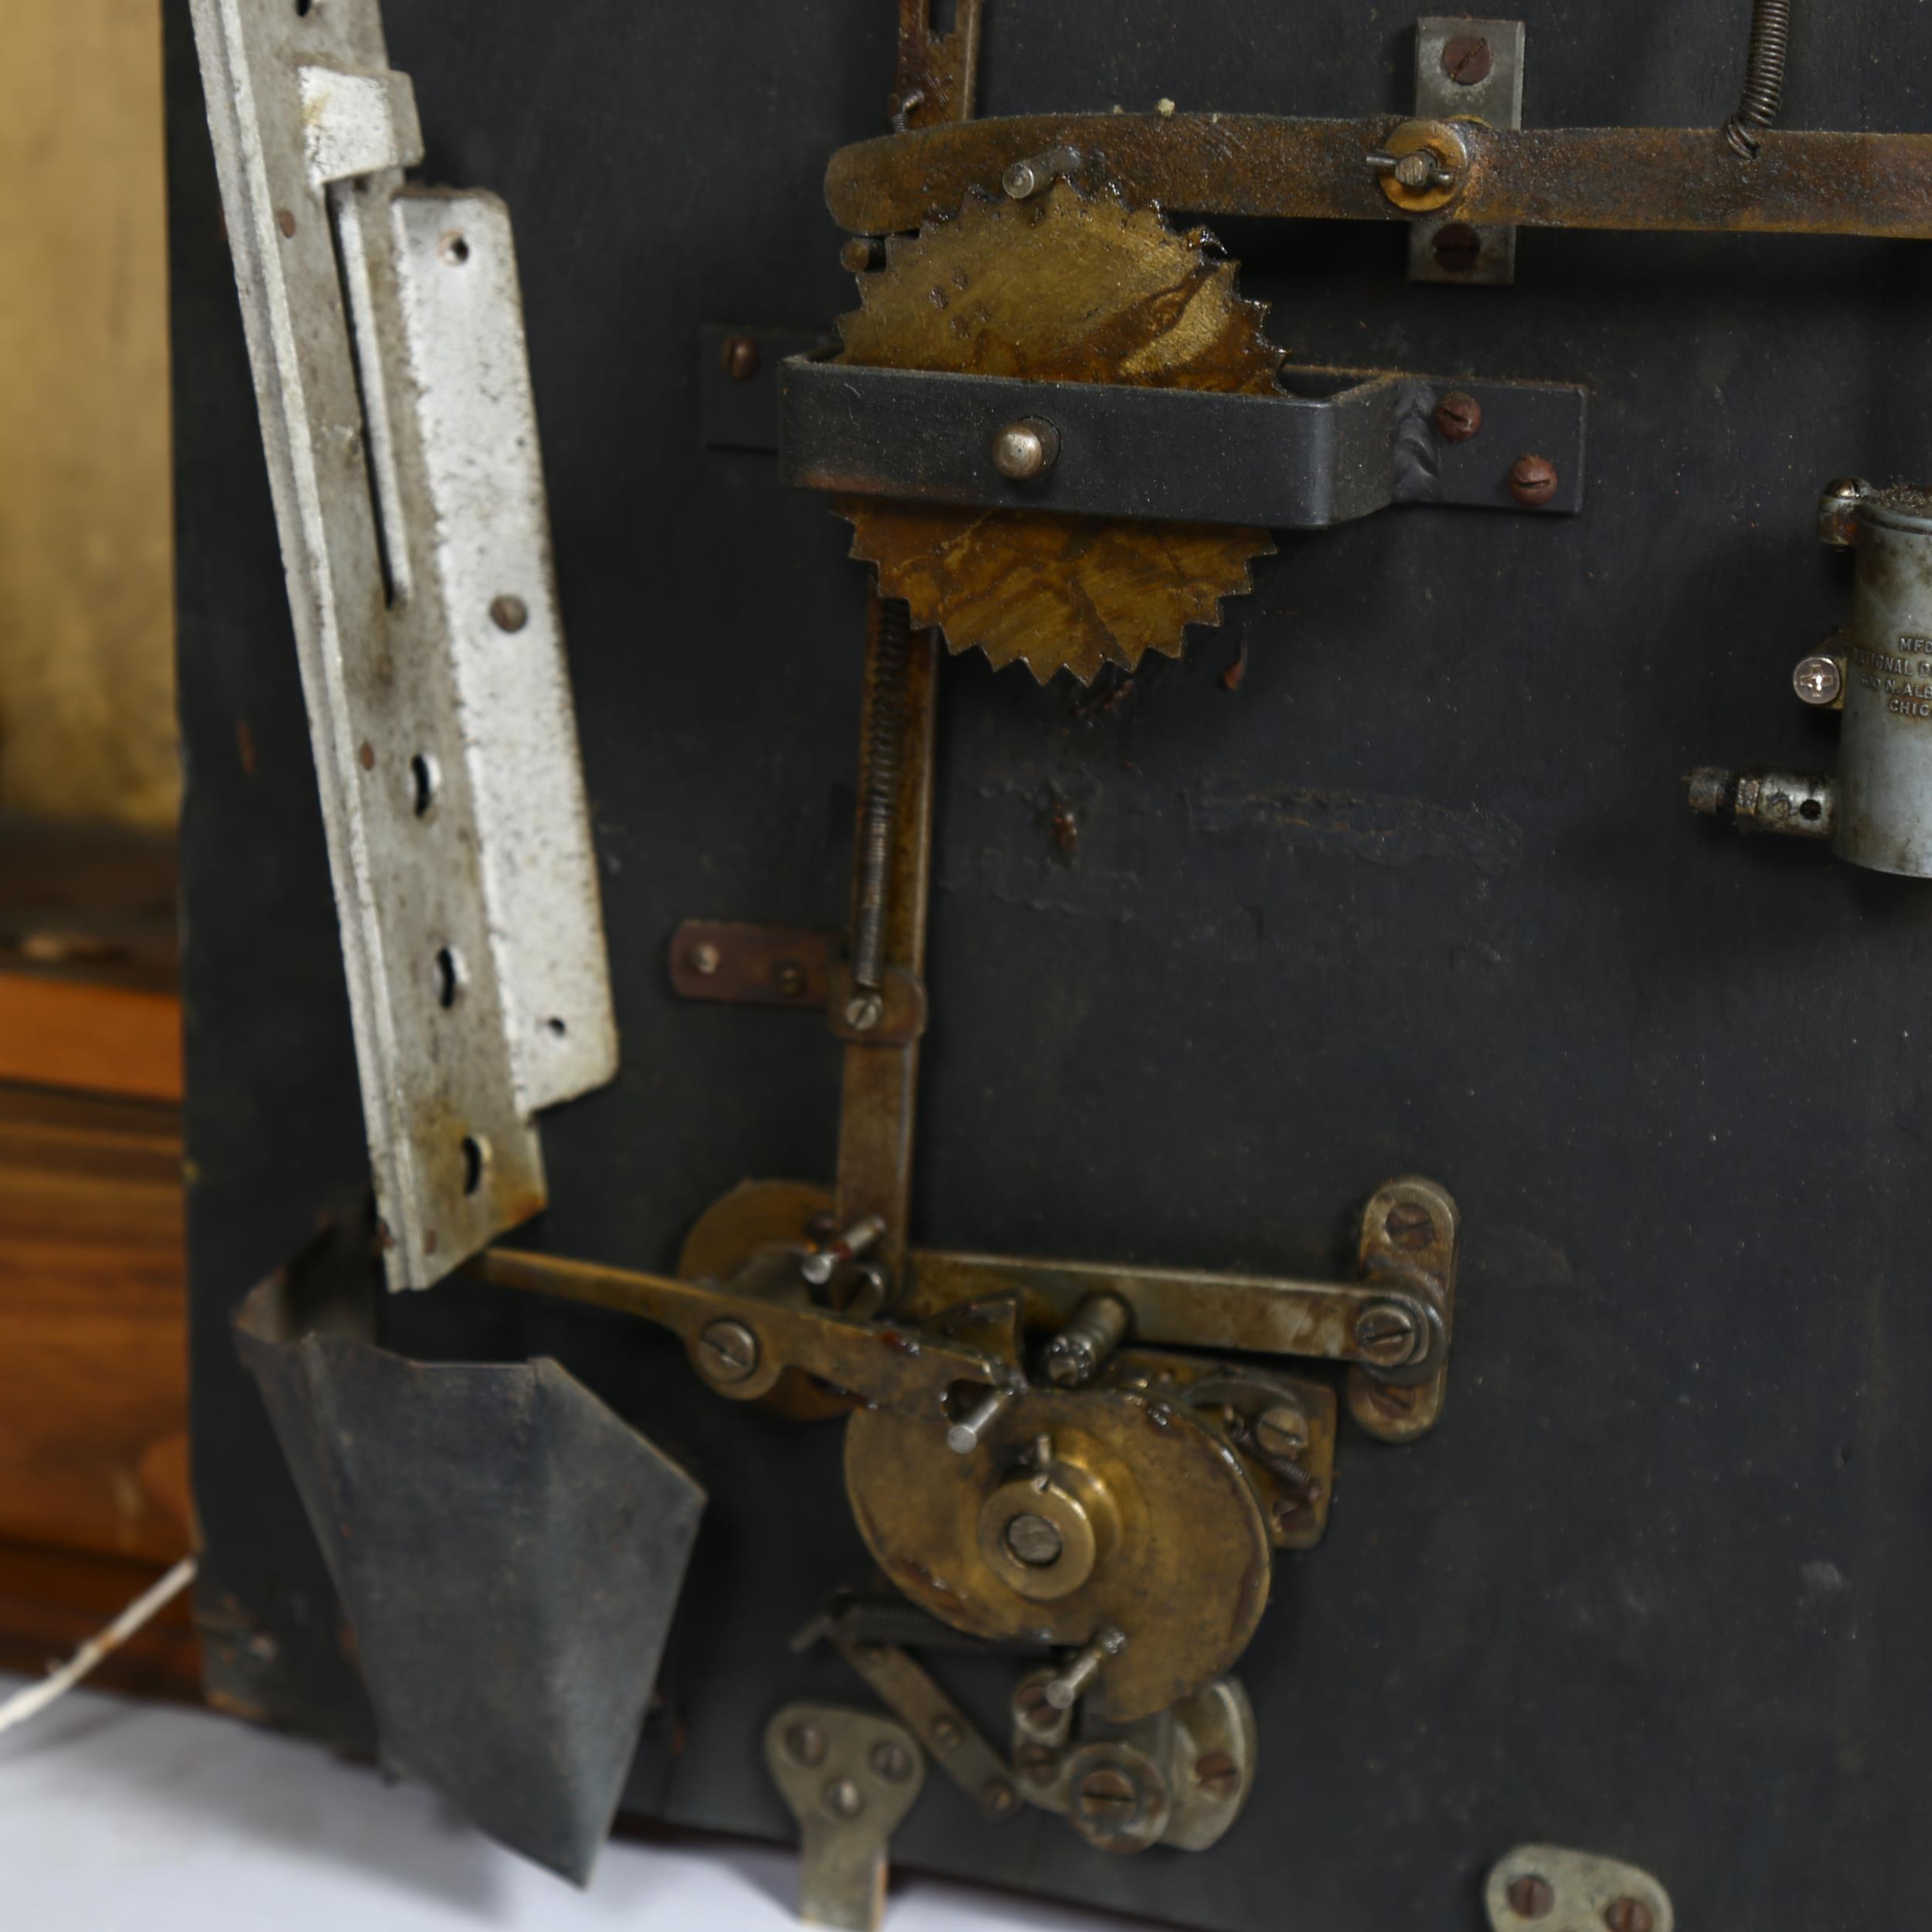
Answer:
[[833, 181, 1283, 684]]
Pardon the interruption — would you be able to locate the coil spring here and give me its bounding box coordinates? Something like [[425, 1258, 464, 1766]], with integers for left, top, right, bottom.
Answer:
[[852, 597, 910, 992], [1723, 0, 1791, 158]]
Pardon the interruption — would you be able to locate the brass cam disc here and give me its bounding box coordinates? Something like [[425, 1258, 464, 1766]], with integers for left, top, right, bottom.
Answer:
[[834, 182, 1281, 684], [844, 1383, 1271, 1721]]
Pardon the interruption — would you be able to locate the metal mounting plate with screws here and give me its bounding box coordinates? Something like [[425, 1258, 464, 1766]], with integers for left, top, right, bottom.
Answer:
[[779, 355, 1585, 524], [766, 1703, 927, 1932], [192, 0, 615, 1287], [1410, 19, 1526, 284], [1486, 1845, 1673, 1932]]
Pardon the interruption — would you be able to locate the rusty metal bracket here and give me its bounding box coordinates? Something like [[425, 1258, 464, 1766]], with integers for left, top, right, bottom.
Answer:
[[1410, 19, 1525, 284], [890, 0, 984, 133], [668, 920, 832, 1011], [826, 115, 1932, 243]]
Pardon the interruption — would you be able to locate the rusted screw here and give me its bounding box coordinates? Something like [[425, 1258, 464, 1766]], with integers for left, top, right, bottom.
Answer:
[[869, 1739, 913, 1783], [983, 1779, 1019, 1817], [1602, 1900, 1653, 1932], [1441, 32, 1494, 84], [1505, 1873, 1554, 1918], [1194, 1752, 1241, 1801], [1075, 1766, 1142, 1822], [489, 594, 529, 633], [719, 334, 760, 380], [774, 959, 807, 996], [1431, 223, 1483, 274], [689, 940, 721, 977], [1385, 1200, 1436, 1250], [784, 1720, 827, 1767], [1254, 1403, 1310, 1459], [1433, 391, 1482, 442], [1015, 1741, 1060, 1781], [930, 1716, 963, 1753], [1793, 654, 1843, 706], [696, 1318, 759, 1383], [1354, 1300, 1422, 1366], [822, 1777, 864, 1820], [1365, 1381, 1418, 1419], [1509, 454, 1559, 507]]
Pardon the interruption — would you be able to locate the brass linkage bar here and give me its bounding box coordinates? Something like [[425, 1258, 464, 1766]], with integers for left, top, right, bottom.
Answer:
[[826, 112, 1932, 242]]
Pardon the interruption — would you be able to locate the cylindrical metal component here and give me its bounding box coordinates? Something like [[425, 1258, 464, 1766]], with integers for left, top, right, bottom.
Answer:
[[1835, 490, 1932, 876], [1685, 765, 1838, 839], [990, 417, 1059, 483], [1039, 1291, 1131, 1388], [1043, 1627, 1127, 1711], [1723, 0, 1792, 158], [945, 1385, 1016, 1456], [1818, 476, 1870, 548], [799, 1213, 885, 1287]]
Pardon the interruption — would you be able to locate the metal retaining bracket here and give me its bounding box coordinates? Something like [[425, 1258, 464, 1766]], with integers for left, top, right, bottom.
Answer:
[[777, 354, 1587, 523], [1410, 18, 1526, 284], [192, 0, 617, 1287]]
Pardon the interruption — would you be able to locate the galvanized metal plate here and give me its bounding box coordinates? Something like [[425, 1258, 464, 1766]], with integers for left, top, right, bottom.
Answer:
[[191, 0, 614, 1288]]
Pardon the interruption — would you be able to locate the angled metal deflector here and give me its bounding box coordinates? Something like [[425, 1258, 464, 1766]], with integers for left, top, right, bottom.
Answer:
[[192, 0, 616, 1287]]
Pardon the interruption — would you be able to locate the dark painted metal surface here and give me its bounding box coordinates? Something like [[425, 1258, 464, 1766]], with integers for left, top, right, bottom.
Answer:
[[235, 1218, 705, 1882], [779, 355, 1587, 522], [170, 2, 1932, 1927]]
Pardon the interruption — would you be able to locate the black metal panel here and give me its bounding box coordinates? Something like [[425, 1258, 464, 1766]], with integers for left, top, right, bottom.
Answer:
[[168, 2, 1932, 1928]]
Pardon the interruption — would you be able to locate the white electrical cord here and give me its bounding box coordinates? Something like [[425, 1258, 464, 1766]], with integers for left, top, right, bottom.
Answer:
[[0, 1553, 198, 1738]]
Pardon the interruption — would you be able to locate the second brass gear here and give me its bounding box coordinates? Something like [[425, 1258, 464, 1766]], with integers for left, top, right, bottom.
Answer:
[[834, 182, 1282, 685]]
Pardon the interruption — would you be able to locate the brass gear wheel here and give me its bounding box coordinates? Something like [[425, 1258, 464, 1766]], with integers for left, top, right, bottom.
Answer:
[[834, 182, 1281, 685]]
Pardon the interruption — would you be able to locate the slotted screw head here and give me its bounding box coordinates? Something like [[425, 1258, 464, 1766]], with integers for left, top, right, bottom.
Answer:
[[1194, 1752, 1241, 1801], [1353, 1299, 1422, 1366], [1433, 391, 1483, 443], [1076, 1766, 1142, 1821], [1384, 1199, 1436, 1250], [869, 1740, 913, 1783], [1603, 1900, 1654, 1932], [845, 992, 883, 1032], [696, 1318, 759, 1383], [1505, 1873, 1554, 1918], [784, 1721, 827, 1767], [821, 1777, 864, 1821], [1005, 1512, 1066, 1567], [1253, 1403, 1310, 1459], [1442, 32, 1494, 83], [1793, 654, 1843, 706], [1509, 454, 1559, 506]]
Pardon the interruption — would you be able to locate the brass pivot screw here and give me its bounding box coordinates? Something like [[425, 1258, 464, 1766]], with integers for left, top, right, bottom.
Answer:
[[821, 1777, 864, 1820], [1793, 654, 1845, 706], [839, 235, 885, 274], [1043, 1627, 1126, 1710], [992, 417, 1060, 482], [1253, 1402, 1310, 1460], [869, 1740, 913, 1783], [719, 333, 760, 380], [1504, 1873, 1554, 1919], [784, 1720, 827, 1767], [1432, 392, 1482, 444], [844, 991, 883, 1032], [1353, 1299, 1423, 1367], [1602, 1901, 1654, 1932], [1509, 454, 1559, 506], [1193, 1752, 1241, 1801], [1075, 1764, 1141, 1822], [696, 1318, 760, 1383]]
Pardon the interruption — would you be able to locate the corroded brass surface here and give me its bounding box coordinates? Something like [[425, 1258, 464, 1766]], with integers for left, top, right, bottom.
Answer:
[[833, 183, 1279, 683], [844, 1383, 1271, 1722], [828, 112, 1932, 242], [1346, 1175, 1459, 1443]]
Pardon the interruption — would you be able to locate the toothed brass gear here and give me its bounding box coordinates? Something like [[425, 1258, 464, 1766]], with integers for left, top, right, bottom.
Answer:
[[833, 183, 1281, 685]]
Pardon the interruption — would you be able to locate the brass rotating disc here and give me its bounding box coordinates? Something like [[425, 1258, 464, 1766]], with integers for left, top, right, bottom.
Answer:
[[844, 1382, 1271, 1721], [834, 182, 1281, 684]]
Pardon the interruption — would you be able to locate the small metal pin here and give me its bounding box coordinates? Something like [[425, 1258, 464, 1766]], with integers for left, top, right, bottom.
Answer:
[[1001, 145, 1082, 200], [991, 417, 1060, 483], [800, 1213, 886, 1287], [946, 1386, 1017, 1455], [1043, 1627, 1126, 1711]]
